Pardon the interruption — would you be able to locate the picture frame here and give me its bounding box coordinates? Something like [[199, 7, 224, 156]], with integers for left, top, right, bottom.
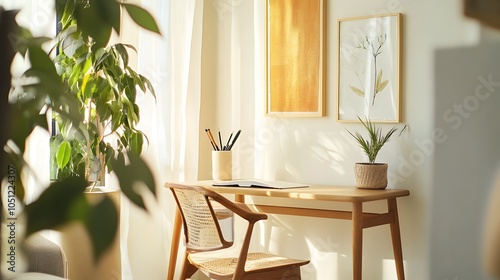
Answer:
[[266, 0, 326, 117], [337, 13, 402, 123]]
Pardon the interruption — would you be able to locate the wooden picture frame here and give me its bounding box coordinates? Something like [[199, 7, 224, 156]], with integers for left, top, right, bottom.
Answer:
[[337, 13, 402, 123], [266, 0, 326, 117]]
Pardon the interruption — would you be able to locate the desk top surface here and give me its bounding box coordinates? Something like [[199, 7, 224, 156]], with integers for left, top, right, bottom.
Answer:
[[167, 181, 410, 203]]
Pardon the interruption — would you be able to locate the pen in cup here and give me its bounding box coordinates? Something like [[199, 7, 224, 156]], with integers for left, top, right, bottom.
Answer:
[[205, 128, 241, 151], [227, 130, 241, 151]]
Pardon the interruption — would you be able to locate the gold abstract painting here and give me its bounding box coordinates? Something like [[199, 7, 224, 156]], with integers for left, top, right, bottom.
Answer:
[[266, 0, 325, 117]]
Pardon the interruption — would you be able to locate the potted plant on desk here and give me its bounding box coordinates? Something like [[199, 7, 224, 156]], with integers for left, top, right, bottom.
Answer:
[[347, 117, 398, 189]]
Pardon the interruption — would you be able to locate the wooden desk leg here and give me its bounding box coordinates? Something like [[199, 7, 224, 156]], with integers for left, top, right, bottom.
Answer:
[[352, 202, 363, 280], [234, 194, 245, 203], [388, 198, 405, 280], [167, 209, 182, 280]]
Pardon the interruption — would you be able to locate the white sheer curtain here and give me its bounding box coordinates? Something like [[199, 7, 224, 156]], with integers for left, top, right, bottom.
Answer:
[[6, 0, 55, 203], [120, 0, 205, 279]]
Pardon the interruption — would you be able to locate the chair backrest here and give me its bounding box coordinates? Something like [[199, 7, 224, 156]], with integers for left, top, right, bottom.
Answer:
[[170, 184, 233, 252]]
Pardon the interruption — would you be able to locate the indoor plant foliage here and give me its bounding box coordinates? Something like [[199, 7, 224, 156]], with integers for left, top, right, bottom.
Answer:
[[347, 116, 398, 189], [51, 0, 155, 184], [2, 0, 161, 262]]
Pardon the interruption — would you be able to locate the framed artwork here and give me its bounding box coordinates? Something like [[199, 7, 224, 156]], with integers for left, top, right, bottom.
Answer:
[[266, 0, 326, 117], [337, 13, 402, 123]]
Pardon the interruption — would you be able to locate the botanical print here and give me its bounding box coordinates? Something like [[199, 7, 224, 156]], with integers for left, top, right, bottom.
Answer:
[[350, 33, 389, 106], [337, 14, 401, 122]]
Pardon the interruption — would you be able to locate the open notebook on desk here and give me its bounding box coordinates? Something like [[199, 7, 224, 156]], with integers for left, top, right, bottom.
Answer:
[[212, 180, 309, 189]]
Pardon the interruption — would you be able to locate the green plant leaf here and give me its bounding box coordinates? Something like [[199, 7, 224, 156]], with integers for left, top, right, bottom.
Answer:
[[347, 116, 398, 163], [105, 145, 115, 173], [82, 73, 93, 100], [133, 104, 140, 122], [124, 76, 137, 103], [349, 85, 365, 97], [28, 45, 59, 78], [114, 43, 129, 68], [110, 152, 156, 210], [122, 43, 137, 53], [127, 69, 144, 92], [75, 3, 113, 50], [61, 33, 84, 58], [130, 131, 144, 155], [57, 140, 72, 169], [94, 48, 110, 68], [59, 0, 75, 29], [96, 102, 111, 122], [111, 111, 122, 132], [90, 0, 121, 34], [10, 27, 51, 56], [85, 195, 118, 261], [24, 176, 89, 236], [122, 3, 161, 35], [105, 63, 124, 78], [140, 74, 156, 99]]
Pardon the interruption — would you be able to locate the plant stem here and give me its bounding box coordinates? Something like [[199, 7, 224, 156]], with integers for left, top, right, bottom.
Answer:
[[96, 113, 105, 186], [372, 54, 377, 106], [85, 99, 92, 182]]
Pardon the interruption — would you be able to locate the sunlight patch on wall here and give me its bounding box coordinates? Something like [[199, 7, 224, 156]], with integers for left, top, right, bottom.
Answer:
[[305, 237, 340, 280], [383, 258, 407, 280]]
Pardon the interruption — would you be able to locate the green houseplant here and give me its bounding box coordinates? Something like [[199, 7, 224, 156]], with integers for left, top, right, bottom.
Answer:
[[50, 2, 160, 279], [50, 0, 155, 186], [347, 116, 398, 189], [1, 0, 160, 275]]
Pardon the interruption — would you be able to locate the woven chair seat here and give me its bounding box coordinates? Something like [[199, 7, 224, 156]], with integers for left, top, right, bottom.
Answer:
[[189, 252, 309, 277]]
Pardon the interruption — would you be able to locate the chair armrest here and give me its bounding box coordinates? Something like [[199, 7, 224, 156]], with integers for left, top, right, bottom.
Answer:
[[23, 234, 67, 278], [232, 202, 268, 221]]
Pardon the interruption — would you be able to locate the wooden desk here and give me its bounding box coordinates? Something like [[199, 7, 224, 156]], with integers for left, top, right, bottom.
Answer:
[[166, 182, 410, 280]]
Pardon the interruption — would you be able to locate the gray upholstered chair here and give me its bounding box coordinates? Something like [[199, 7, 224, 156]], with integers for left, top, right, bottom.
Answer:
[[4, 233, 67, 280], [23, 234, 67, 278]]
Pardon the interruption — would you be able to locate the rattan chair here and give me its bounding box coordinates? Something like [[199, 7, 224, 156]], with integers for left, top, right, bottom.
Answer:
[[168, 183, 309, 280]]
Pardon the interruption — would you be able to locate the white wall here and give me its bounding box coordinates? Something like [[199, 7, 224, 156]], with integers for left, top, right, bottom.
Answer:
[[430, 28, 500, 279], [201, 0, 500, 279]]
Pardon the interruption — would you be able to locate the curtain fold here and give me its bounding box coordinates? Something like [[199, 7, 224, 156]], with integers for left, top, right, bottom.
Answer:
[[120, 0, 204, 279]]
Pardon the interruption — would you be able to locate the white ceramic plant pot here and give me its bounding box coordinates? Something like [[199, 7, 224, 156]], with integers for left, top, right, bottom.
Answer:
[[61, 187, 121, 280], [354, 163, 388, 190]]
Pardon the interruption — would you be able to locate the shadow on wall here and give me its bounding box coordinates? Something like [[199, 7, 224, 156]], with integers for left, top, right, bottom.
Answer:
[[430, 27, 500, 279]]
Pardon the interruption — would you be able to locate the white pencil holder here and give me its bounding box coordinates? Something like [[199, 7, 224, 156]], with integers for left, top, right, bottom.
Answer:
[[212, 151, 232, 181]]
